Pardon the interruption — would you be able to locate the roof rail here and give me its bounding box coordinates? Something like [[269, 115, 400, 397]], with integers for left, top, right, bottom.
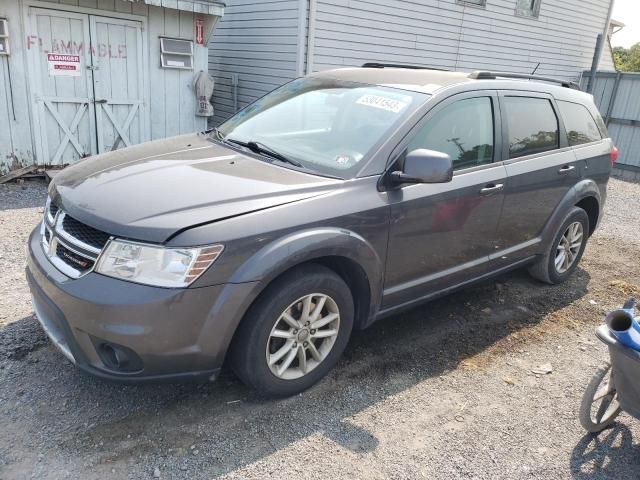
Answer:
[[468, 71, 581, 90], [362, 62, 450, 72]]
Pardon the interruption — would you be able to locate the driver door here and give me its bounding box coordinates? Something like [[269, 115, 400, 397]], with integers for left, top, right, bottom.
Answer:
[[382, 91, 507, 310]]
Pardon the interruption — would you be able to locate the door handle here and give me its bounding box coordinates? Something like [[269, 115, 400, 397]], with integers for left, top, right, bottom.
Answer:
[[558, 165, 575, 174], [480, 183, 504, 195], [95, 99, 108, 104]]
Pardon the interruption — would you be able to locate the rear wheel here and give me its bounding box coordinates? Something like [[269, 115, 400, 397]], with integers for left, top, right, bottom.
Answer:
[[529, 206, 589, 284], [229, 264, 354, 397]]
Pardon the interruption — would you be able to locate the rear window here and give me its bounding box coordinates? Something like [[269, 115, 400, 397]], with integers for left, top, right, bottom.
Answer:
[[504, 97, 559, 159], [557, 100, 602, 146]]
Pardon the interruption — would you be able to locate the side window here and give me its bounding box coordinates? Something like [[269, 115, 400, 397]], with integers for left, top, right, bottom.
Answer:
[[557, 100, 602, 146], [516, 0, 542, 18], [407, 97, 494, 170], [504, 96, 559, 159]]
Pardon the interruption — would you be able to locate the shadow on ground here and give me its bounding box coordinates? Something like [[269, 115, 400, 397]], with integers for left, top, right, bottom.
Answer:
[[571, 424, 640, 479], [4, 265, 632, 478]]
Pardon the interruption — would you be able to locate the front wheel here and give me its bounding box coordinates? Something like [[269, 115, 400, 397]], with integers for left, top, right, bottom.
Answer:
[[579, 363, 622, 433], [229, 264, 354, 397]]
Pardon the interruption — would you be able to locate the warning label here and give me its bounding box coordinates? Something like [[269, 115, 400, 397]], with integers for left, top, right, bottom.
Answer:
[[47, 53, 81, 77]]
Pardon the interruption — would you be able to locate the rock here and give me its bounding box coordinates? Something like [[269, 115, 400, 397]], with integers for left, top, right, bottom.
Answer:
[[531, 363, 553, 375], [589, 299, 598, 305], [481, 307, 492, 314], [153, 467, 161, 478]]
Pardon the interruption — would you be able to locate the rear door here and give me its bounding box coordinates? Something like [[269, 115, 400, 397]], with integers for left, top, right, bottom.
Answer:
[[383, 91, 507, 309], [556, 99, 611, 190], [493, 92, 579, 266]]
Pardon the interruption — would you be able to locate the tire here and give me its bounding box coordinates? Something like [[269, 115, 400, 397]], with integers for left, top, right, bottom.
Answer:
[[229, 264, 354, 397], [579, 363, 622, 433], [528, 206, 590, 284]]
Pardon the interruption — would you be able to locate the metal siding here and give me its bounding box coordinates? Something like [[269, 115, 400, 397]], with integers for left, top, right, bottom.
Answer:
[[208, 0, 302, 125], [582, 72, 640, 169], [312, 0, 614, 80]]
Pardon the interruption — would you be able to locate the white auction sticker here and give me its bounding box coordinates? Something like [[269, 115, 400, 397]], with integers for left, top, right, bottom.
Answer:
[[356, 94, 408, 113], [47, 54, 81, 77]]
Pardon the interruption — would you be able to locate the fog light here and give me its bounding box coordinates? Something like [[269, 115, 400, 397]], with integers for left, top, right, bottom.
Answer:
[[92, 338, 143, 372]]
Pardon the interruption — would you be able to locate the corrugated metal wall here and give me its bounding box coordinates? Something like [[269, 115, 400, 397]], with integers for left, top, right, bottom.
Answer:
[[209, 0, 616, 126], [582, 71, 640, 170], [208, 0, 302, 125]]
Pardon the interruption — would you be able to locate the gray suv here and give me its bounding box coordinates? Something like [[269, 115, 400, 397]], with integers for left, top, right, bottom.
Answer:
[[26, 65, 615, 396]]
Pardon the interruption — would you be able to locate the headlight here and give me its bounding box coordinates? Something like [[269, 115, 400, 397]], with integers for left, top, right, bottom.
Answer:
[[95, 239, 224, 288]]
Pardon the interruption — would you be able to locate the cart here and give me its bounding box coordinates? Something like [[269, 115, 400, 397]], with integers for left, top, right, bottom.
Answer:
[[579, 325, 640, 432]]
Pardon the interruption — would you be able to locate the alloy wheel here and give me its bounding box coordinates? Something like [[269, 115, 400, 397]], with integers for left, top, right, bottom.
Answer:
[[266, 293, 340, 380], [555, 221, 584, 274]]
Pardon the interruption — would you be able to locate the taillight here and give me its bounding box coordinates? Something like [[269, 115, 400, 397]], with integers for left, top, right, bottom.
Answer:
[[611, 145, 619, 166]]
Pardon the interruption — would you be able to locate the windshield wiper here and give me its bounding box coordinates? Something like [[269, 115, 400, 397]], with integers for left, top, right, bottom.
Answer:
[[225, 138, 303, 168]]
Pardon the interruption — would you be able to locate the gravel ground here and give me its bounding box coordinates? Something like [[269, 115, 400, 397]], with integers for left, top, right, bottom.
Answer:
[[1, 178, 640, 480]]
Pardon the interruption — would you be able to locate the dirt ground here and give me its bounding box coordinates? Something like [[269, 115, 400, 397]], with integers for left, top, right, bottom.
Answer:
[[1, 178, 639, 480]]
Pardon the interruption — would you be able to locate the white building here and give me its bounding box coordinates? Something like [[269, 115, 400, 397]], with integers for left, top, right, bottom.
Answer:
[[0, 0, 224, 174], [209, 0, 616, 126]]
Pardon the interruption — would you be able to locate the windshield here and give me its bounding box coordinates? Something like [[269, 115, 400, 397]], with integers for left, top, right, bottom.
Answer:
[[214, 77, 429, 178]]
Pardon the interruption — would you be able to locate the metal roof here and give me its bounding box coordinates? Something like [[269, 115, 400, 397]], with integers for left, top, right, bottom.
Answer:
[[128, 0, 224, 16]]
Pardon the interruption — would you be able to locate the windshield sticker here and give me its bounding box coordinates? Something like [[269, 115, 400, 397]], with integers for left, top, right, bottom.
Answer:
[[356, 94, 409, 113]]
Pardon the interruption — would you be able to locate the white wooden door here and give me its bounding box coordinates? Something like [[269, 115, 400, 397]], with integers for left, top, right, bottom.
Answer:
[[27, 9, 146, 165], [90, 16, 145, 153], [27, 8, 96, 165]]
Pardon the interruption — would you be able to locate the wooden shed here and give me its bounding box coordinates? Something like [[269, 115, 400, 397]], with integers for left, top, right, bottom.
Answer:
[[0, 0, 224, 175]]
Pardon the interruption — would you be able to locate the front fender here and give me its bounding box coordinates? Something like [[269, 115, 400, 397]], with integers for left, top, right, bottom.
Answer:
[[229, 227, 384, 312], [196, 227, 385, 365]]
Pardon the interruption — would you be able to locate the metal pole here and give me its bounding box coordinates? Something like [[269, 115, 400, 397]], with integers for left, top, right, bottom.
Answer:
[[587, 0, 615, 93], [587, 34, 603, 93], [605, 71, 622, 126]]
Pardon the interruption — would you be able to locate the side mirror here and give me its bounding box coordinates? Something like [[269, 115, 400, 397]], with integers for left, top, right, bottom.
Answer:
[[390, 149, 453, 185]]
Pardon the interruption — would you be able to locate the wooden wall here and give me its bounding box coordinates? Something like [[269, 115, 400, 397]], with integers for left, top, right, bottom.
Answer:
[[0, 0, 215, 174], [208, 0, 617, 126]]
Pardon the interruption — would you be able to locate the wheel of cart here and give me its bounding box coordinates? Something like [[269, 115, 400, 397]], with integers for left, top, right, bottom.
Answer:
[[579, 325, 640, 433]]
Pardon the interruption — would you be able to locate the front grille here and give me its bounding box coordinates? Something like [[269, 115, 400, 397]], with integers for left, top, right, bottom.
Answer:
[[62, 214, 110, 250], [41, 197, 111, 279], [55, 243, 95, 272], [49, 202, 59, 218]]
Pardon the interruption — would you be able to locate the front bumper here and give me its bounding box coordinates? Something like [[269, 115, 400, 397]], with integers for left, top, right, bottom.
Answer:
[[26, 227, 258, 382]]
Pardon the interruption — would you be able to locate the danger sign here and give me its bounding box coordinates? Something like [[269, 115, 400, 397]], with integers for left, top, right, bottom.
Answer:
[[47, 53, 81, 77]]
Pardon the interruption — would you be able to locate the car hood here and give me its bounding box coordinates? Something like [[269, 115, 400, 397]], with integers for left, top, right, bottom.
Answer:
[[51, 133, 341, 243]]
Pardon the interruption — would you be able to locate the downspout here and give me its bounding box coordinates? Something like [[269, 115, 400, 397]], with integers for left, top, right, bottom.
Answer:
[[296, 0, 308, 77], [305, 0, 317, 75]]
